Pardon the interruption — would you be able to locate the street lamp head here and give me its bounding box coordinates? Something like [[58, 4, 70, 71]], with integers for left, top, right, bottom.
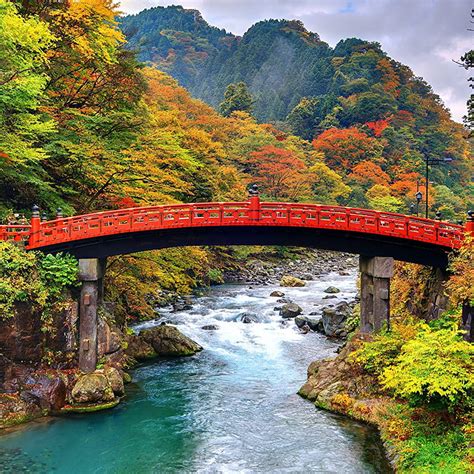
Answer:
[[468, 210, 474, 222], [415, 191, 422, 202], [409, 203, 415, 214], [435, 211, 442, 220]]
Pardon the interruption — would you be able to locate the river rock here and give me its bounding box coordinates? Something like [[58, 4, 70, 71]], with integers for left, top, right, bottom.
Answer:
[[280, 275, 306, 287], [270, 291, 285, 297], [139, 326, 202, 356], [295, 315, 322, 331], [279, 303, 303, 319], [71, 373, 114, 404], [321, 302, 352, 337], [202, 324, 219, 330], [125, 335, 157, 361], [172, 298, 192, 312], [104, 367, 124, 396], [20, 375, 67, 411], [324, 286, 340, 294], [323, 295, 338, 299], [240, 313, 258, 324]]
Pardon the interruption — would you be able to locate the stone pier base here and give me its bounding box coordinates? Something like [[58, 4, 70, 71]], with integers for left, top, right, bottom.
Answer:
[[359, 256, 394, 333], [78, 258, 106, 373]]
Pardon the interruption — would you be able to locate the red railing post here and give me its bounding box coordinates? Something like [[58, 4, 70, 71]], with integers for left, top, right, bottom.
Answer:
[[466, 211, 474, 237], [248, 184, 260, 221], [29, 204, 41, 247]]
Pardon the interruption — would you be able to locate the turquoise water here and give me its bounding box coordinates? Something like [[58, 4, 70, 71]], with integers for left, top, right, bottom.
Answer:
[[0, 272, 391, 473]]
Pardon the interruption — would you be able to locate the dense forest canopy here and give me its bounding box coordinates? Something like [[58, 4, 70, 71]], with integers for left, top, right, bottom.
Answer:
[[120, 5, 472, 217]]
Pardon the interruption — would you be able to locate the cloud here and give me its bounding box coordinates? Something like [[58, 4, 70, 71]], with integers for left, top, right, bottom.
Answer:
[[119, 0, 472, 122]]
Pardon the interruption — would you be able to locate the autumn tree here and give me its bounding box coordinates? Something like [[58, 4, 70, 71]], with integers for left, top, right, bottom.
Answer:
[[308, 162, 351, 204], [348, 161, 390, 187], [0, 0, 55, 164], [312, 127, 384, 172], [248, 145, 310, 200]]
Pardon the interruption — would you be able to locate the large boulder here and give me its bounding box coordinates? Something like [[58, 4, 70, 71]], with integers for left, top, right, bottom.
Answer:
[[321, 302, 352, 337], [279, 303, 303, 319], [324, 286, 340, 294], [125, 335, 157, 361], [104, 367, 124, 396], [280, 276, 306, 287], [139, 326, 202, 356], [20, 375, 67, 411], [71, 373, 114, 404]]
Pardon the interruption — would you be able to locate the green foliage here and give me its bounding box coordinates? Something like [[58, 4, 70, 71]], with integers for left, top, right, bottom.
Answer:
[[219, 82, 254, 117], [39, 253, 79, 296], [207, 268, 224, 285], [0, 242, 78, 319], [381, 324, 474, 408], [353, 318, 474, 410], [351, 321, 421, 375], [0, 0, 56, 165]]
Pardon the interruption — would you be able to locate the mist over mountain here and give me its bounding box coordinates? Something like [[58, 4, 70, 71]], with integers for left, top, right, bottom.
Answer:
[[119, 5, 450, 126]]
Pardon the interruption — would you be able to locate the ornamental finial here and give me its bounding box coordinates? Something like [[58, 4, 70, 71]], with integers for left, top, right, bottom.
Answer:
[[248, 184, 259, 196]]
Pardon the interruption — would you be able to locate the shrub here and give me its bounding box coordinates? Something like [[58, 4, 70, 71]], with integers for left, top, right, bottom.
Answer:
[[381, 324, 474, 409], [350, 320, 421, 375], [0, 242, 78, 319]]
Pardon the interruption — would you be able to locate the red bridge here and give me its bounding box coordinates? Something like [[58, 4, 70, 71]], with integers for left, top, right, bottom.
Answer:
[[1, 194, 470, 268]]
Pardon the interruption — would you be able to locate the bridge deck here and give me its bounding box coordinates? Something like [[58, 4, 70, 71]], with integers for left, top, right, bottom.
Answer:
[[0, 201, 465, 253]]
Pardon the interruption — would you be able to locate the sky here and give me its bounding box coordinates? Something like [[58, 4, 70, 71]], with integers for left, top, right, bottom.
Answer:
[[119, 0, 473, 123]]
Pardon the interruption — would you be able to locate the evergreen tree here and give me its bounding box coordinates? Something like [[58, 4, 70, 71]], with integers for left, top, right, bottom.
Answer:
[[219, 82, 254, 117]]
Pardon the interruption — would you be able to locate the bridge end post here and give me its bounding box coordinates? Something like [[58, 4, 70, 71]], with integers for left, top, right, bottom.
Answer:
[[248, 184, 260, 220], [78, 259, 105, 373], [359, 256, 394, 333], [466, 210, 474, 236], [29, 205, 41, 247]]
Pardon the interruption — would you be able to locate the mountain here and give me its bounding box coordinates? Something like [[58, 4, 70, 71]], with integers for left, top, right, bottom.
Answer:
[[119, 6, 453, 128], [120, 8, 334, 121]]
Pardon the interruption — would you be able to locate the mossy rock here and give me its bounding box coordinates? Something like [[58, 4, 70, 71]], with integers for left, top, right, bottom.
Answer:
[[280, 275, 306, 287], [139, 325, 203, 357], [60, 398, 120, 413]]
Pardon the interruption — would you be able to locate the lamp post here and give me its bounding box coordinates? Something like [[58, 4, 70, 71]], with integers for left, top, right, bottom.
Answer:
[[423, 156, 453, 218], [415, 191, 422, 217]]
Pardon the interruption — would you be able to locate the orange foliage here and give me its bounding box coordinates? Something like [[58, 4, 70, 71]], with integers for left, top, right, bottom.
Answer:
[[365, 118, 391, 137], [312, 127, 384, 172], [376, 58, 400, 96], [390, 172, 422, 198], [248, 145, 310, 200], [349, 161, 390, 187]]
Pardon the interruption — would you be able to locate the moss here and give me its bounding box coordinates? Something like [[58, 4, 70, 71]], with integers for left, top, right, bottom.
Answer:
[[60, 399, 120, 414]]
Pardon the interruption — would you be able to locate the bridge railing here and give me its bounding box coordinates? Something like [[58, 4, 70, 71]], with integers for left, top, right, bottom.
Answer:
[[0, 201, 466, 250]]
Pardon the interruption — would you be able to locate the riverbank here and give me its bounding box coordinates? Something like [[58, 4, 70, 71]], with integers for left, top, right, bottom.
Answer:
[[299, 333, 473, 473]]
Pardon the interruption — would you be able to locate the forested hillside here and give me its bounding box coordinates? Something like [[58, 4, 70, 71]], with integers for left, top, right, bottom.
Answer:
[[121, 5, 472, 217]]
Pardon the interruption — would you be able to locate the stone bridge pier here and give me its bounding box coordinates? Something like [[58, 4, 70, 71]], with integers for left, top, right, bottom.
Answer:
[[359, 256, 394, 333], [78, 258, 106, 373]]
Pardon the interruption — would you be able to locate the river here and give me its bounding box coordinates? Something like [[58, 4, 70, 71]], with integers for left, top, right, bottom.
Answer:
[[0, 270, 391, 473]]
